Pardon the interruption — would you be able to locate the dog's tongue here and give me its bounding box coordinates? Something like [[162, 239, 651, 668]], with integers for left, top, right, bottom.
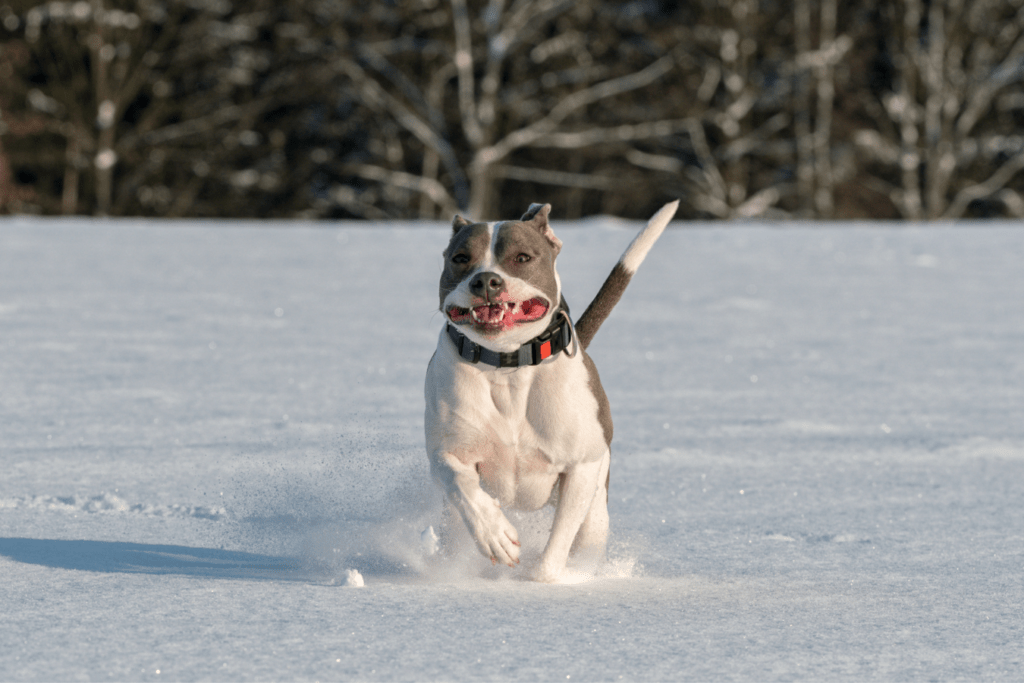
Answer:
[[472, 304, 505, 323], [520, 299, 540, 317]]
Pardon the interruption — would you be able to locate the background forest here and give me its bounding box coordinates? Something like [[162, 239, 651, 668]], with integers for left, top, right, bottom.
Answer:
[[1, 0, 1023, 221]]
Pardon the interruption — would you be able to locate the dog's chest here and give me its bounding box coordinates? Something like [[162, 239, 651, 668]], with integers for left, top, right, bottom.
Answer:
[[479, 370, 554, 457], [474, 361, 606, 503], [487, 380, 517, 417], [474, 372, 564, 507], [425, 333, 609, 509]]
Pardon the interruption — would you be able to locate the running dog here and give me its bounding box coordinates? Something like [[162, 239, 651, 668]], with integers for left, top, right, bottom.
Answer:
[[424, 200, 678, 582]]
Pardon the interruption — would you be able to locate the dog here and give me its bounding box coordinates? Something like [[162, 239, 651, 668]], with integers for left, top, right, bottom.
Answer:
[[424, 200, 679, 582]]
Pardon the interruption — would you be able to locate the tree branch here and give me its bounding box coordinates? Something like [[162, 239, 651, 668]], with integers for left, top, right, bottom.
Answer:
[[491, 164, 620, 190], [942, 149, 1024, 218], [118, 101, 267, 148], [475, 53, 677, 168], [528, 118, 693, 149], [450, 0, 483, 147], [956, 25, 1024, 139], [341, 163, 457, 215], [336, 57, 470, 209]]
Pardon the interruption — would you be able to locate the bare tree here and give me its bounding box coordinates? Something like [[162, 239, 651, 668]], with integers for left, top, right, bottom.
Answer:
[[2, 0, 188, 214], [793, 0, 855, 218], [632, 0, 862, 221], [0, 34, 36, 211], [0, 0, 332, 217], [329, 0, 690, 220], [0, 133, 31, 211], [647, 0, 798, 219], [855, 0, 1024, 219], [451, 0, 685, 219], [7, 0, 1023, 222]]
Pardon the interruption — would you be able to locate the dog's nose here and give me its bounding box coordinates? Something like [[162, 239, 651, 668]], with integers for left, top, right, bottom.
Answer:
[[470, 271, 506, 301]]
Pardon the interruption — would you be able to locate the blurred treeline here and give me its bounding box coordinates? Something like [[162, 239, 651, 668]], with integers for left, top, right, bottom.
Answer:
[[1, 0, 1023, 221]]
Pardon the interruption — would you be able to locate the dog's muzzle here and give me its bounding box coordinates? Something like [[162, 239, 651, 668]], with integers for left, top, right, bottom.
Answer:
[[470, 271, 506, 302]]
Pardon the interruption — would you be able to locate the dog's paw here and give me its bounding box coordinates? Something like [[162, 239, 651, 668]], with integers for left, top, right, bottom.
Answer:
[[472, 499, 520, 567], [533, 565, 595, 584], [531, 564, 562, 583]]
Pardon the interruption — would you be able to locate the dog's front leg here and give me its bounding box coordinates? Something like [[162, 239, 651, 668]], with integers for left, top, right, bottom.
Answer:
[[534, 456, 606, 582], [430, 453, 520, 567]]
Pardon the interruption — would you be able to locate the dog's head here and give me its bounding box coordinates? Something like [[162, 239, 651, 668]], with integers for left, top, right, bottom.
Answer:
[[440, 203, 562, 352]]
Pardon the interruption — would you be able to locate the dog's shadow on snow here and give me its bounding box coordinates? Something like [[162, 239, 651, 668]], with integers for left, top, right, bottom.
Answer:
[[0, 537, 405, 582]]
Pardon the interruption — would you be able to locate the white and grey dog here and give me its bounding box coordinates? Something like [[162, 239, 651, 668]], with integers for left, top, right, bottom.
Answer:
[[424, 200, 679, 582]]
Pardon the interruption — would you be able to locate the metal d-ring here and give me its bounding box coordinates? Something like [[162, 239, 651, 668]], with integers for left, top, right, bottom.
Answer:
[[559, 309, 579, 359]]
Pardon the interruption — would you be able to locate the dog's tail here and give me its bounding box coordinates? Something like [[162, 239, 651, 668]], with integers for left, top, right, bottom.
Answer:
[[574, 200, 679, 350]]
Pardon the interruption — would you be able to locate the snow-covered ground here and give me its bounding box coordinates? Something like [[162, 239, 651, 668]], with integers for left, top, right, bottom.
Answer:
[[1, 217, 1022, 681]]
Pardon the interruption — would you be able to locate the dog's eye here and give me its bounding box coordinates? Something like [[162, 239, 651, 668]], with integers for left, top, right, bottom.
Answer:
[[515, 253, 531, 264], [451, 253, 470, 264]]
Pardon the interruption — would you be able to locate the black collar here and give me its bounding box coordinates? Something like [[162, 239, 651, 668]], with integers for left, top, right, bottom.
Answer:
[[446, 299, 574, 368]]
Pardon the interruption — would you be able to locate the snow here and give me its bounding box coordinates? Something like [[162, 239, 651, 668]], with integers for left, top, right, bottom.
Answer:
[[1, 216, 1022, 681]]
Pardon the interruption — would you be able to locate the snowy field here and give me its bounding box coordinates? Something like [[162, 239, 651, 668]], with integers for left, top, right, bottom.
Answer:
[[1, 216, 1022, 682]]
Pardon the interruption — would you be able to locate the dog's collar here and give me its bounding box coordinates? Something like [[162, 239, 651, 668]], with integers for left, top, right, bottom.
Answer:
[[446, 299, 575, 368]]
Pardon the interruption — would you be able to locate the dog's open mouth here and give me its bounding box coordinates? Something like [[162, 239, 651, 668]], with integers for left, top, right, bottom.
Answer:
[[448, 298, 549, 332]]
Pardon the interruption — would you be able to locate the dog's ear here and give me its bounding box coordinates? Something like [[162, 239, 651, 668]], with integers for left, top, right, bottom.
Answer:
[[521, 203, 562, 254], [520, 203, 548, 222], [451, 214, 473, 234]]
